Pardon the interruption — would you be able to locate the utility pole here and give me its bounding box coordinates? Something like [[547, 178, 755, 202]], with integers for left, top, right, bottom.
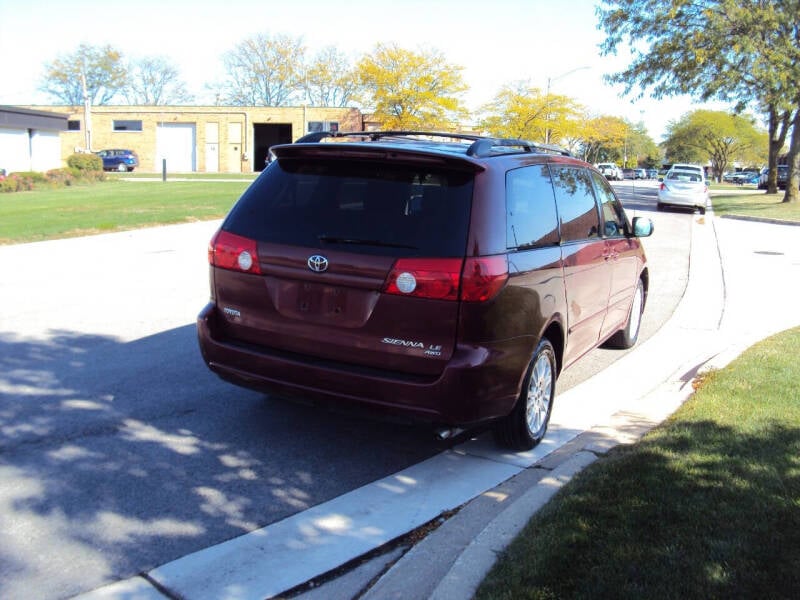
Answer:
[[81, 72, 92, 152], [544, 66, 590, 145]]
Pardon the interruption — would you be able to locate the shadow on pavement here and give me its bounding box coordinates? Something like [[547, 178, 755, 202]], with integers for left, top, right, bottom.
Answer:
[[0, 326, 444, 599]]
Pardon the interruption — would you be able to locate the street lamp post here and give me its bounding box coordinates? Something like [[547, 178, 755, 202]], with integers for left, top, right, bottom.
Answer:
[[80, 72, 92, 152], [544, 66, 590, 145]]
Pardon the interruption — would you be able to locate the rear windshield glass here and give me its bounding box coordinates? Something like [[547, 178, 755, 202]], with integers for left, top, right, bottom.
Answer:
[[223, 158, 474, 257]]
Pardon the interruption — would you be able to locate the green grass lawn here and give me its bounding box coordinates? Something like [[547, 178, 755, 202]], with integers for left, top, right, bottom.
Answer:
[[476, 326, 800, 599], [105, 172, 259, 181], [710, 189, 800, 223], [0, 179, 251, 244]]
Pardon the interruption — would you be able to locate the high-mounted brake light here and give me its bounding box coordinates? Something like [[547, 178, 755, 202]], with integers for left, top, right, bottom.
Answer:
[[208, 230, 261, 274]]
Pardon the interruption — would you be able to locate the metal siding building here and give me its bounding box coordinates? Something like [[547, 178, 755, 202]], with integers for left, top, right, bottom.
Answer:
[[0, 106, 68, 173]]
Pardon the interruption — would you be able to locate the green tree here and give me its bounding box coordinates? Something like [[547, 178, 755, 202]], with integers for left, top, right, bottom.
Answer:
[[221, 33, 306, 106], [303, 46, 360, 107], [622, 122, 662, 168], [39, 43, 127, 105], [124, 56, 193, 105], [357, 44, 468, 130], [597, 0, 800, 202], [664, 110, 767, 181], [479, 82, 585, 147]]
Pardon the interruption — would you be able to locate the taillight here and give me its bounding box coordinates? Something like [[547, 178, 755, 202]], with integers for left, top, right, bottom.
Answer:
[[460, 256, 508, 302], [659, 182, 667, 191], [208, 230, 261, 274], [383, 258, 462, 300], [382, 256, 508, 303]]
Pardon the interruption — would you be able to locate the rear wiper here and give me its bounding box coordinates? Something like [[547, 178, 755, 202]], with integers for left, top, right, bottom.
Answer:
[[317, 235, 418, 249]]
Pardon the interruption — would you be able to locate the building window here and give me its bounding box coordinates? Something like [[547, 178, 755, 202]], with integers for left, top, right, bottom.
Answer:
[[113, 120, 143, 132], [68, 120, 81, 131], [307, 121, 339, 134]]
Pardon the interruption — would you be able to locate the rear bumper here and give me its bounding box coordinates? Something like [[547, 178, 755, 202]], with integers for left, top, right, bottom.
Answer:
[[658, 192, 708, 209], [197, 303, 527, 426]]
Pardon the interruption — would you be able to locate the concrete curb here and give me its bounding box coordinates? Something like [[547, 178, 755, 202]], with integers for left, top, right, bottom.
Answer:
[[428, 451, 598, 600], [719, 214, 800, 227]]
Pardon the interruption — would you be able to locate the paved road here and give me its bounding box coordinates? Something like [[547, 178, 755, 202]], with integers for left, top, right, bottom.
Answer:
[[0, 180, 692, 599]]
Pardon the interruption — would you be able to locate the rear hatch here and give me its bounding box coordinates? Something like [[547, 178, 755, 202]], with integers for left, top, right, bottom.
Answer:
[[663, 171, 705, 196], [209, 146, 476, 377]]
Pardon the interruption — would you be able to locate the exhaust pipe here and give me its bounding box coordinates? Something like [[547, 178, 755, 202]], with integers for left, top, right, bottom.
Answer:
[[435, 427, 465, 441]]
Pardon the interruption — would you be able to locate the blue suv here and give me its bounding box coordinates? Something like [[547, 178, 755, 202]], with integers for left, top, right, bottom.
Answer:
[[96, 149, 139, 172]]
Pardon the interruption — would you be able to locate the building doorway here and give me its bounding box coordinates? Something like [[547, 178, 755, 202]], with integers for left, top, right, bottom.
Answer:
[[254, 123, 292, 171]]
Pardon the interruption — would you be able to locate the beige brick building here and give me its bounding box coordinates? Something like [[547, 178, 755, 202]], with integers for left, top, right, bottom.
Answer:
[[31, 105, 364, 173]]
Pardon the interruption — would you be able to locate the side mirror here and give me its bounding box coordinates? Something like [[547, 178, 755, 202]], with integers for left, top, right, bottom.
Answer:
[[632, 216, 654, 238]]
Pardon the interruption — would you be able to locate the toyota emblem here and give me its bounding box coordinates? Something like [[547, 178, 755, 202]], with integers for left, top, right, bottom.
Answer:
[[307, 255, 329, 273]]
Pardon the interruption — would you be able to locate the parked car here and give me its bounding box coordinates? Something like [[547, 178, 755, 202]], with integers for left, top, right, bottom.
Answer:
[[622, 168, 636, 179], [646, 168, 658, 179], [658, 168, 710, 214], [757, 167, 769, 190], [758, 165, 789, 190], [723, 171, 738, 183], [731, 170, 759, 185], [634, 168, 647, 179], [777, 165, 790, 189], [197, 131, 654, 450], [595, 162, 623, 181], [95, 149, 139, 172]]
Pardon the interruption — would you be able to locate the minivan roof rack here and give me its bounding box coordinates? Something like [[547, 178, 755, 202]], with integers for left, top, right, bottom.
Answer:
[[293, 131, 572, 158]]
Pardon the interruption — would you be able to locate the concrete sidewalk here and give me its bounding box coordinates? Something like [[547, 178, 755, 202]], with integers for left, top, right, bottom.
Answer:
[[300, 212, 800, 600]]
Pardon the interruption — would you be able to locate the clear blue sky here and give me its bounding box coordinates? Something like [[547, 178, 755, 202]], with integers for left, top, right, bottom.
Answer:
[[0, 0, 728, 140]]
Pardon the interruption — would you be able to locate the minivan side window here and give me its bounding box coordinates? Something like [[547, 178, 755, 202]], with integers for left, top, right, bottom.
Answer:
[[550, 166, 601, 242], [590, 171, 629, 238], [506, 165, 560, 249]]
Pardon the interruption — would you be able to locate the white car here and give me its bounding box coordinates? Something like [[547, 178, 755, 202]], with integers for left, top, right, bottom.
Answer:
[[595, 163, 623, 181], [657, 169, 710, 214]]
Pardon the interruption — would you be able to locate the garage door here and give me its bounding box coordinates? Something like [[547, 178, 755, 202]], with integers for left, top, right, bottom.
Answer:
[[30, 130, 62, 172], [156, 123, 196, 172], [0, 128, 31, 172]]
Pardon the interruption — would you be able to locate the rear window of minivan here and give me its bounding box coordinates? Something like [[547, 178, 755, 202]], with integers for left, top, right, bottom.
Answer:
[[223, 158, 474, 258]]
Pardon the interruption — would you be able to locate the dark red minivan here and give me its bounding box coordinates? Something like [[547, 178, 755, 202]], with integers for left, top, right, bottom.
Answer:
[[197, 132, 653, 449]]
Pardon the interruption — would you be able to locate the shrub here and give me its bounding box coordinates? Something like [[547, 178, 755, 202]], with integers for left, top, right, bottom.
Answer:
[[46, 168, 76, 186], [0, 159, 105, 193], [0, 176, 18, 193], [13, 171, 48, 183], [0, 173, 34, 192], [67, 152, 102, 172]]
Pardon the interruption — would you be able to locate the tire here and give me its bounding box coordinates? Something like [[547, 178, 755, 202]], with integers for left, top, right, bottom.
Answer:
[[656, 202, 664, 211], [605, 278, 644, 349], [493, 338, 556, 451], [698, 205, 706, 215]]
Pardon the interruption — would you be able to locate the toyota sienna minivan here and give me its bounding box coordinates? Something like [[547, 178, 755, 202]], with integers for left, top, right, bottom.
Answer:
[[197, 132, 654, 450]]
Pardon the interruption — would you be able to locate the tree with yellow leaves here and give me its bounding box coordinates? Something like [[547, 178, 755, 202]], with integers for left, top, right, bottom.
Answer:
[[357, 44, 469, 130], [479, 82, 585, 148]]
